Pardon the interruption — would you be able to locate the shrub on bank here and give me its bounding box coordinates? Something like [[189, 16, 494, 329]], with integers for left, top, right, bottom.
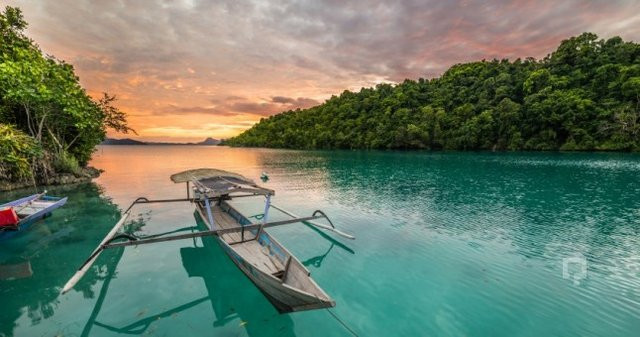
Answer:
[[0, 123, 41, 180]]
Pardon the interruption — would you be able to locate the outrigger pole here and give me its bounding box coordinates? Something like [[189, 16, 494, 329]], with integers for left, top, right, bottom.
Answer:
[[60, 196, 347, 294], [61, 197, 191, 294], [270, 204, 355, 240], [61, 209, 131, 294]]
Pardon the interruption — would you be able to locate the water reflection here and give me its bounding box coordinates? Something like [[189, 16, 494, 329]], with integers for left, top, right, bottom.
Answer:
[[91, 146, 265, 201], [0, 183, 123, 337], [255, 150, 640, 335], [0, 260, 32, 280], [79, 247, 125, 336], [79, 211, 296, 336], [184, 213, 295, 336], [3, 147, 638, 336], [302, 224, 355, 268], [277, 151, 640, 265]]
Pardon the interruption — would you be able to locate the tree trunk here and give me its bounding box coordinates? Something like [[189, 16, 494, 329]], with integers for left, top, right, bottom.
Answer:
[[46, 126, 64, 153], [23, 103, 36, 138], [36, 108, 47, 143], [65, 133, 81, 150]]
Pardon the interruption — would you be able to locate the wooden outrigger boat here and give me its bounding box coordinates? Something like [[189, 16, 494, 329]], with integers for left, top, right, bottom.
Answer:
[[0, 192, 68, 242], [62, 168, 354, 313]]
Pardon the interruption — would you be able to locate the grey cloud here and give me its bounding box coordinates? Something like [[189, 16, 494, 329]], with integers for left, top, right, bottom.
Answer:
[[271, 96, 319, 109], [225, 95, 247, 101], [228, 97, 318, 116], [157, 104, 234, 116], [259, 0, 640, 81], [20, 1, 640, 81], [158, 93, 319, 118], [229, 102, 279, 115], [159, 94, 320, 118], [19, 0, 640, 83], [9, 0, 640, 124], [271, 96, 296, 104]]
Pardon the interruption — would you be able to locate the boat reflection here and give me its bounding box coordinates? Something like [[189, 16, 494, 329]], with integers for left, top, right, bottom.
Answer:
[[0, 183, 123, 337], [0, 260, 33, 281], [302, 222, 355, 268], [182, 212, 295, 334], [79, 246, 126, 336], [76, 202, 356, 336], [81, 212, 295, 336]]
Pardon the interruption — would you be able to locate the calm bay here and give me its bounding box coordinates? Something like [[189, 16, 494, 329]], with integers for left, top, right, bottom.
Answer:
[[1, 146, 639, 336]]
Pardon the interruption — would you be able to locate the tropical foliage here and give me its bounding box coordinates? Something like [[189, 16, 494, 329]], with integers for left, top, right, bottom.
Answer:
[[226, 33, 640, 151], [0, 124, 41, 180], [0, 6, 132, 182]]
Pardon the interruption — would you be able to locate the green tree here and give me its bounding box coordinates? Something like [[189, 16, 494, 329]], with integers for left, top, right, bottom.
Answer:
[[225, 32, 640, 153], [0, 6, 132, 182]]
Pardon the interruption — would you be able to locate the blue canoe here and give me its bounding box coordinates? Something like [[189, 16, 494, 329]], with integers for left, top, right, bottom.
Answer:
[[0, 193, 67, 241]]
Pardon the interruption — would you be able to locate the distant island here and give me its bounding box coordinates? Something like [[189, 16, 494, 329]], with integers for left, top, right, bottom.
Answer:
[[225, 33, 640, 152], [101, 137, 220, 146]]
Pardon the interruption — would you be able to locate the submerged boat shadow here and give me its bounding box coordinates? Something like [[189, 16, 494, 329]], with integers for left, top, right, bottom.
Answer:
[[184, 212, 296, 334], [81, 212, 296, 336], [301, 221, 355, 269]]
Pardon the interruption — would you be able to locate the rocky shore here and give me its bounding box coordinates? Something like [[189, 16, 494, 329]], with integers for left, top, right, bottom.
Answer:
[[0, 167, 102, 192]]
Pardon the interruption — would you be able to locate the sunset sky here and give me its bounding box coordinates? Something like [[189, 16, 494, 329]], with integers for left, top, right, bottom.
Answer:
[[7, 0, 640, 142]]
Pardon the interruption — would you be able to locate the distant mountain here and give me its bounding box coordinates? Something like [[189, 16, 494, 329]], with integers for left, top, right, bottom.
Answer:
[[101, 138, 146, 145], [198, 137, 220, 145], [101, 137, 220, 145]]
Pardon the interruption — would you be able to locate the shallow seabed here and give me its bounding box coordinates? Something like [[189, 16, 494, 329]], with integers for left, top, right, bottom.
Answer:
[[1, 146, 639, 336]]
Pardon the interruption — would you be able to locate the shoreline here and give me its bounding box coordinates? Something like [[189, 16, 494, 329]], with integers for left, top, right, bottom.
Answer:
[[0, 167, 102, 192]]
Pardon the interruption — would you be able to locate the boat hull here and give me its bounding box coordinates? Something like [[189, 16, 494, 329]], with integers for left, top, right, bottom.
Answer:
[[196, 202, 335, 313], [0, 195, 67, 241]]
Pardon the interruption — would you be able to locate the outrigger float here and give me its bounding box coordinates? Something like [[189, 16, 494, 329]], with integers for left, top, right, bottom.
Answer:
[[62, 168, 354, 313], [0, 192, 68, 242]]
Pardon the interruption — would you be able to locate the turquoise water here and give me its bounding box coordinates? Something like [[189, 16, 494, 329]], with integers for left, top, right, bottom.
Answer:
[[1, 146, 640, 336]]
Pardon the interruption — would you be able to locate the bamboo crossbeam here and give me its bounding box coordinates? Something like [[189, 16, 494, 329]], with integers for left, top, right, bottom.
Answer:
[[104, 215, 325, 248]]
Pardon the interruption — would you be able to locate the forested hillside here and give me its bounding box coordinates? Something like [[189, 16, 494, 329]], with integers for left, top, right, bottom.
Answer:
[[226, 33, 640, 151], [0, 7, 132, 186]]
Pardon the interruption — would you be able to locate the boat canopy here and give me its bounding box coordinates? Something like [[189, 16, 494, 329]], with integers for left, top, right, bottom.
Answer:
[[171, 168, 274, 197]]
